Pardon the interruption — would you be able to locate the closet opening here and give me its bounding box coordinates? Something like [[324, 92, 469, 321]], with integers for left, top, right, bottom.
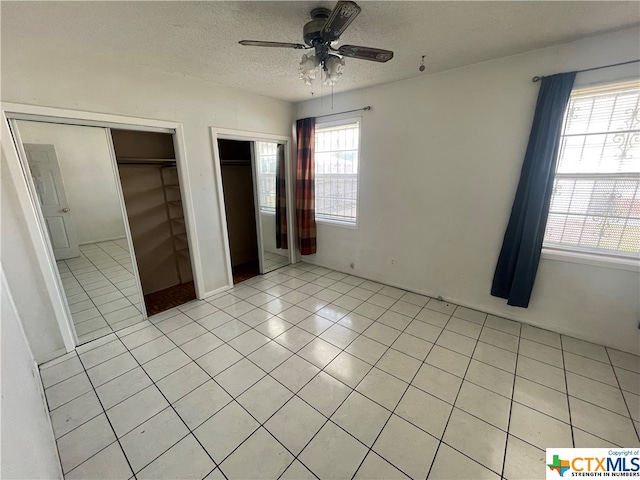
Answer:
[[112, 129, 196, 315], [217, 136, 292, 285], [218, 139, 261, 283]]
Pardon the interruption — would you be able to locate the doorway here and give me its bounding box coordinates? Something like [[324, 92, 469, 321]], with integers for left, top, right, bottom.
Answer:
[[9, 119, 201, 344], [217, 136, 292, 284], [218, 139, 261, 283], [112, 129, 197, 315]]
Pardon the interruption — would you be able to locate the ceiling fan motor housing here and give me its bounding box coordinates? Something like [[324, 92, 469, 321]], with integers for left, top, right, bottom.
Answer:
[[303, 7, 331, 46]]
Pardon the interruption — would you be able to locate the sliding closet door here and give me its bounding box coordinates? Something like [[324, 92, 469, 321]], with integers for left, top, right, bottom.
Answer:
[[12, 120, 146, 345], [254, 141, 290, 273]]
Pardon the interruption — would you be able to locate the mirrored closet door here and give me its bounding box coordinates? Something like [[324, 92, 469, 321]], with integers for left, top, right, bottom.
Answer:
[[13, 120, 147, 344], [254, 141, 291, 273]]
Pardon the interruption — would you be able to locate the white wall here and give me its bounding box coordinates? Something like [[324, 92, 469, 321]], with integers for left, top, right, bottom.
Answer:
[[0, 268, 62, 480], [15, 121, 127, 244], [118, 164, 188, 294], [1, 150, 67, 362], [2, 45, 294, 295], [297, 27, 640, 355], [2, 36, 294, 360]]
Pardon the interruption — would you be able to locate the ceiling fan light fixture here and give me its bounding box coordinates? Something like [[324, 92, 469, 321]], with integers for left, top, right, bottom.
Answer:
[[299, 52, 319, 85], [323, 54, 345, 86], [240, 1, 393, 88], [299, 52, 345, 87]]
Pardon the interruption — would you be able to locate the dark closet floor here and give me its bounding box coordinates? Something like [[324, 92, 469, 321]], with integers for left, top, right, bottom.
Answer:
[[144, 281, 196, 316], [233, 259, 260, 284]]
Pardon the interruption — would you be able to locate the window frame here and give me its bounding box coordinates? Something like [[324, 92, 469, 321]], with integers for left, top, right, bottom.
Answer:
[[541, 80, 640, 271], [254, 141, 279, 214], [313, 116, 362, 229]]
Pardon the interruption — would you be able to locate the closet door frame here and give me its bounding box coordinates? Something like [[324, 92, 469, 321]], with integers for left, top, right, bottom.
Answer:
[[211, 128, 295, 288], [2, 102, 204, 352]]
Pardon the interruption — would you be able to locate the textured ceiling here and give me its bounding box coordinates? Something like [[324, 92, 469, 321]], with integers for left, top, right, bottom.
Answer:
[[2, 1, 639, 102]]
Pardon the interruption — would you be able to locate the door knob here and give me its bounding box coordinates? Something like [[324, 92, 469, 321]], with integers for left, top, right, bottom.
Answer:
[[61, 208, 70, 213]]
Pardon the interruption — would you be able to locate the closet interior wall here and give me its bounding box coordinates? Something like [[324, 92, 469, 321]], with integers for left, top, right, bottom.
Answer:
[[111, 129, 195, 313], [218, 139, 260, 281]]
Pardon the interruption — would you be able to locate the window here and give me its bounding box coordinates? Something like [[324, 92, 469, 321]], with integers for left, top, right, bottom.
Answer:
[[543, 81, 640, 260], [255, 141, 278, 212], [314, 119, 360, 224]]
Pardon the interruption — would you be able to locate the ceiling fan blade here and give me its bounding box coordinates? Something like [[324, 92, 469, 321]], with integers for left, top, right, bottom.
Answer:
[[338, 45, 394, 62], [321, 1, 361, 42], [239, 40, 307, 50]]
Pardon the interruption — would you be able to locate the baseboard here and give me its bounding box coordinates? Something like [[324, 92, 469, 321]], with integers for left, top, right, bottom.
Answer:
[[202, 284, 232, 300], [298, 259, 640, 356], [35, 347, 69, 366]]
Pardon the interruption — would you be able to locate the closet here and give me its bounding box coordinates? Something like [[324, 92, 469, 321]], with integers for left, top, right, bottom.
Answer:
[[218, 139, 261, 283], [112, 129, 196, 315]]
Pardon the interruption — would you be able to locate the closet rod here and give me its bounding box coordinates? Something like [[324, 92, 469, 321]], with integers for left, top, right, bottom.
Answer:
[[118, 161, 176, 166], [220, 160, 251, 166]]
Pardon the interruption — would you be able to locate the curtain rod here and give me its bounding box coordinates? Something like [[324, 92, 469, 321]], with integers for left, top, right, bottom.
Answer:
[[311, 106, 371, 120], [532, 59, 640, 82]]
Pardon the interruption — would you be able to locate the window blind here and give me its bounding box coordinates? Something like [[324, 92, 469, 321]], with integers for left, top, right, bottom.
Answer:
[[544, 81, 640, 259], [314, 121, 360, 223]]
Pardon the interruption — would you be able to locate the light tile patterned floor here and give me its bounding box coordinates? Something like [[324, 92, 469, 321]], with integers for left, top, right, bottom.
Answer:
[[263, 251, 290, 274], [57, 240, 145, 344], [40, 262, 640, 479]]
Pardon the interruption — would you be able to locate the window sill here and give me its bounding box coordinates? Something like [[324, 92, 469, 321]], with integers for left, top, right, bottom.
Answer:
[[541, 248, 639, 272], [315, 218, 358, 230]]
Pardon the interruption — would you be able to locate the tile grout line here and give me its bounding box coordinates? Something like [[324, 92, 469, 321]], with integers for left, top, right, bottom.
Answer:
[[499, 324, 522, 479], [92, 323, 227, 480], [91, 288, 600, 476], [161, 303, 354, 476], [218, 288, 398, 476], [605, 348, 640, 443], [67, 351, 138, 479], [69, 296, 624, 417], [560, 335, 577, 448], [204, 280, 447, 478], [48, 282, 632, 455], [63, 242, 142, 341], [424, 315, 491, 479], [79, 311, 613, 478], [46, 262, 640, 479], [95, 279, 369, 477], [349, 310, 447, 479]]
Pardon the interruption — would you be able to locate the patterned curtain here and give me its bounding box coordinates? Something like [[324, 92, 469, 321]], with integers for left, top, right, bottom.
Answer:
[[295, 117, 317, 255], [275, 143, 288, 249]]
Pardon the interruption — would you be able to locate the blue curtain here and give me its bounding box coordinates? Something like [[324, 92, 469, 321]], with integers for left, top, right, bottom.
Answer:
[[491, 72, 577, 308]]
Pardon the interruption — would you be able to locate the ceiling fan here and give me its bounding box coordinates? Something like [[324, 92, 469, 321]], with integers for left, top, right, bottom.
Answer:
[[239, 1, 394, 85]]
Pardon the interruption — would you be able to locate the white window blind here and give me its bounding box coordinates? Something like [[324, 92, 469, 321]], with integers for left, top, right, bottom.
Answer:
[[543, 81, 640, 260], [255, 141, 278, 212], [314, 120, 360, 224]]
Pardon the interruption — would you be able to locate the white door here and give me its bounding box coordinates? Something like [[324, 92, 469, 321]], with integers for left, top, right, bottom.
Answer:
[[23, 143, 80, 260]]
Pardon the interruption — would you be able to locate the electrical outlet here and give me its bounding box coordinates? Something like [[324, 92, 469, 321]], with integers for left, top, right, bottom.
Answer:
[[391, 258, 395, 265]]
